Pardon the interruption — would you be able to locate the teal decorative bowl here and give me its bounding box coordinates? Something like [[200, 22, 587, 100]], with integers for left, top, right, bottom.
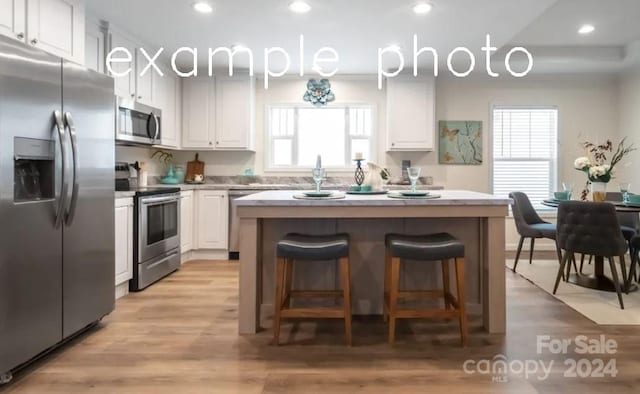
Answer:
[[554, 191, 570, 201], [627, 194, 640, 204]]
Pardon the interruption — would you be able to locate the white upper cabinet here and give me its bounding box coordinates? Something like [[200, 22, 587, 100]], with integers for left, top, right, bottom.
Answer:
[[108, 29, 136, 99], [84, 17, 104, 73], [182, 76, 215, 149], [158, 71, 181, 148], [135, 48, 155, 106], [0, 0, 26, 42], [182, 75, 255, 151], [386, 76, 436, 151], [215, 77, 255, 150], [26, 0, 85, 64]]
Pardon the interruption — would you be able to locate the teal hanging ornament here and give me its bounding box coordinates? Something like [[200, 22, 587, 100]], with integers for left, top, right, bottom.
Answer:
[[303, 79, 335, 106]]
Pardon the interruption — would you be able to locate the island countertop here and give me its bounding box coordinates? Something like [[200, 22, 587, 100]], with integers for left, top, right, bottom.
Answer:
[[235, 190, 511, 208]]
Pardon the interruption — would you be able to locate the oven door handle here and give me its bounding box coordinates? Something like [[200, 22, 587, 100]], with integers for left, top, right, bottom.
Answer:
[[146, 251, 180, 270], [140, 195, 180, 206]]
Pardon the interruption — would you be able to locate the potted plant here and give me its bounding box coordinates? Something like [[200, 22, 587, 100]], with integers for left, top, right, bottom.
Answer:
[[151, 149, 179, 184], [574, 138, 635, 202]]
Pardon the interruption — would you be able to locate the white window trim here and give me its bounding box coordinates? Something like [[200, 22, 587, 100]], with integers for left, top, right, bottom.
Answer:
[[489, 104, 560, 215], [264, 103, 378, 173]]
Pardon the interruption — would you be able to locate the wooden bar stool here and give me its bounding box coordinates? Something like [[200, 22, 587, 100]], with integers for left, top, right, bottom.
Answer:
[[384, 232, 468, 346], [273, 233, 352, 346]]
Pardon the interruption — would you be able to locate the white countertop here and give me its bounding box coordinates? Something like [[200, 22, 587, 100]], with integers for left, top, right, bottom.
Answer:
[[115, 183, 444, 199], [234, 190, 511, 207]]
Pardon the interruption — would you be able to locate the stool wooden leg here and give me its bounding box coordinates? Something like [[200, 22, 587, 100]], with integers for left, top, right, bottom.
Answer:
[[441, 259, 451, 310], [454, 257, 468, 346], [340, 257, 353, 347], [283, 258, 294, 308], [388, 257, 401, 345], [272, 257, 286, 346], [383, 248, 391, 323]]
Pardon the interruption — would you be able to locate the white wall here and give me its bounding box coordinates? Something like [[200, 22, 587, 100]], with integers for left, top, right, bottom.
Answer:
[[616, 67, 640, 187]]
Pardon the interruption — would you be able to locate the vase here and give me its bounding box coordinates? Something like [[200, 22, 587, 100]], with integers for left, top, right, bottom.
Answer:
[[590, 181, 608, 202]]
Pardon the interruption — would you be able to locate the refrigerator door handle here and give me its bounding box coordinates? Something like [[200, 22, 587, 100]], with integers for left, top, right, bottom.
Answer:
[[63, 112, 79, 225], [53, 110, 69, 229]]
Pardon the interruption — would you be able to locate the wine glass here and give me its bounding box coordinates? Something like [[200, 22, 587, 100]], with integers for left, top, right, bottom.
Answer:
[[620, 182, 631, 203], [407, 167, 421, 193], [562, 182, 574, 200], [312, 168, 325, 194]]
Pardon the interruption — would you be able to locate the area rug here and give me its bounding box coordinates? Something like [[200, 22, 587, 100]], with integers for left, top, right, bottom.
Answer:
[[506, 259, 640, 325]]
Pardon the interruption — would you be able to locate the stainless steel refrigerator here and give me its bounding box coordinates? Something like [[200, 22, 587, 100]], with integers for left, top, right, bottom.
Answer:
[[0, 36, 115, 380]]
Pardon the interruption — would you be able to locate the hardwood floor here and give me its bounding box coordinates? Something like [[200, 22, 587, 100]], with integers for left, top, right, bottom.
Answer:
[[2, 260, 639, 394]]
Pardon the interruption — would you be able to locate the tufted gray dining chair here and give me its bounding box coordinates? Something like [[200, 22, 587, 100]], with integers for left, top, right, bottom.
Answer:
[[509, 192, 563, 272], [553, 201, 628, 309], [579, 192, 640, 274]]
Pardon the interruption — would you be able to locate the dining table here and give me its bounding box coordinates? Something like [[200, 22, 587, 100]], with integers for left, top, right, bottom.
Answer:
[[542, 199, 640, 293]]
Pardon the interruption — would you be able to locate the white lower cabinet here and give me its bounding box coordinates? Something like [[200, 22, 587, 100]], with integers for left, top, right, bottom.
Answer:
[[115, 198, 134, 287], [195, 190, 228, 250], [180, 190, 194, 254]]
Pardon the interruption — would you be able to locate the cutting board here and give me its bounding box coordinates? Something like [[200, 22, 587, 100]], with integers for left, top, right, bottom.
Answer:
[[185, 153, 205, 182]]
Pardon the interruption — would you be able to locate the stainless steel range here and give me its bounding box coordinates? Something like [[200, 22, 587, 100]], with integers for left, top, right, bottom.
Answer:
[[116, 163, 180, 291]]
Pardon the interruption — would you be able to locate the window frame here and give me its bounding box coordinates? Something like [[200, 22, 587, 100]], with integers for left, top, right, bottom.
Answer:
[[264, 103, 377, 172], [490, 104, 559, 214]]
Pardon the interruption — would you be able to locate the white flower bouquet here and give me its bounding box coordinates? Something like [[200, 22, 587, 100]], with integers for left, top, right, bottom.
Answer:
[[574, 138, 634, 183]]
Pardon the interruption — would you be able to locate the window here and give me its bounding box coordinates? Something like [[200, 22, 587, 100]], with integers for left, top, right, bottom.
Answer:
[[492, 107, 558, 210], [267, 105, 375, 170]]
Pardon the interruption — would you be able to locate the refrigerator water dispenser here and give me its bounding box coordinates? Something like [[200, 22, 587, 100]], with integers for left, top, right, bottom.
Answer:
[[14, 137, 55, 202]]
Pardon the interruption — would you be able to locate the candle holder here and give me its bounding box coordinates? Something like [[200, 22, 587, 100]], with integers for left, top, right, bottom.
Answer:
[[354, 159, 365, 186]]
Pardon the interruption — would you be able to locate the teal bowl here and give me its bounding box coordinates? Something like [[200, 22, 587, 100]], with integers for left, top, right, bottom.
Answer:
[[554, 191, 570, 201], [627, 194, 640, 204]]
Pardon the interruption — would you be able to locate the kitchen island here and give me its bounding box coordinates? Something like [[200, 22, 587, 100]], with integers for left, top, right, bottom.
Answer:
[[235, 190, 511, 335]]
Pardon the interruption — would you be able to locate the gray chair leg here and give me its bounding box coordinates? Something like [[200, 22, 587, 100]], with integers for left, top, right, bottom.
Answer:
[[553, 251, 570, 294], [579, 254, 585, 273], [619, 255, 629, 294], [630, 247, 639, 284], [608, 257, 625, 310], [528, 238, 535, 264], [513, 236, 525, 272], [554, 241, 566, 281]]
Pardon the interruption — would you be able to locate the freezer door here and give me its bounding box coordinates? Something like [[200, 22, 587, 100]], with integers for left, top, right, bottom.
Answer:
[[61, 62, 115, 338], [0, 38, 64, 373]]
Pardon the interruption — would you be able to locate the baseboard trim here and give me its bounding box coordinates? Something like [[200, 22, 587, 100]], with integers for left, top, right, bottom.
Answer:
[[181, 249, 229, 262], [506, 242, 556, 252], [115, 282, 129, 300]]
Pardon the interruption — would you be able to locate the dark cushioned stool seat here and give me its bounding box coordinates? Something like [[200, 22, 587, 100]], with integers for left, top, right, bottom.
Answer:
[[632, 236, 640, 249], [277, 233, 349, 260], [385, 232, 464, 261]]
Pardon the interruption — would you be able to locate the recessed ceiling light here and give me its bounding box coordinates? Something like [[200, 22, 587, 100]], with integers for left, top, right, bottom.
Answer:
[[413, 2, 432, 15], [193, 2, 213, 14], [578, 24, 595, 35], [289, 1, 311, 14]]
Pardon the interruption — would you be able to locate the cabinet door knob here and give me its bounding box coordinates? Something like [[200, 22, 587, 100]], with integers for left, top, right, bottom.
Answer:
[[138, 96, 142, 99], [16, 32, 24, 39], [30, 38, 38, 45], [391, 142, 395, 147], [209, 141, 213, 145], [216, 141, 219, 145], [130, 94, 135, 98]]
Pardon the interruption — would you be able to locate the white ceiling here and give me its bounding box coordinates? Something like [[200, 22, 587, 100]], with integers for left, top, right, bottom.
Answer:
[[86, 0, 640, 74]]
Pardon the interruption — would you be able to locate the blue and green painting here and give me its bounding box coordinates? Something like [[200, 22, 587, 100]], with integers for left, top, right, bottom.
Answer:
[[438, 121, 482, 165]]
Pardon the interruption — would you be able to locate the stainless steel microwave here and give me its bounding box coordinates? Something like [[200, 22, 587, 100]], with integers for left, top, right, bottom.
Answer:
[[116, 98, 162, 145]]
